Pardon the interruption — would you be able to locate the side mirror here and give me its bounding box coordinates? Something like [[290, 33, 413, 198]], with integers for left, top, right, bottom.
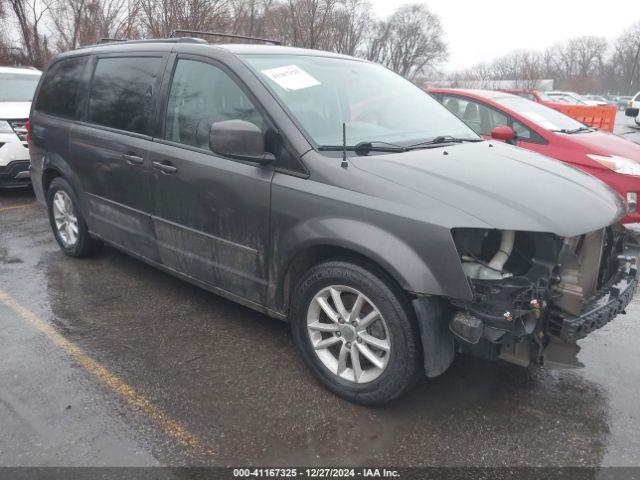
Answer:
[[491, 125, 516, 143], [209, 120, 274, 164]]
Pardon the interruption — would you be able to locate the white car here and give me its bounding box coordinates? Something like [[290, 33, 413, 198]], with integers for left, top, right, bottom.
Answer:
[[627, 92, 640, 127], [0, 66, 41, 188], [547, 91, 605, 106]]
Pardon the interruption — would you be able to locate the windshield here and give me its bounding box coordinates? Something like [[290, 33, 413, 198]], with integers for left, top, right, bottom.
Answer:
[[242, 55, 478, 148], [551, 94, 582, 105], [550, 92, 585, 105], [494, 96, 587, 132], [0, 72, 41, 102]]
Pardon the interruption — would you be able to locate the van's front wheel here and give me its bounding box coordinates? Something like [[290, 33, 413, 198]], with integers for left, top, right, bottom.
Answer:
[[290, 261, 422, 405], [47, 177, 101, 257]]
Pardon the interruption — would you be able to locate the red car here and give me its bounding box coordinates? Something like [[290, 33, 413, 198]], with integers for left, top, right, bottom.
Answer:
[[428, 88, 640, 223]]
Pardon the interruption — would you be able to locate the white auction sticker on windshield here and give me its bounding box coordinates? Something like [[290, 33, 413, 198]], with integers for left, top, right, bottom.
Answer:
[[261, 65, 321, 91]]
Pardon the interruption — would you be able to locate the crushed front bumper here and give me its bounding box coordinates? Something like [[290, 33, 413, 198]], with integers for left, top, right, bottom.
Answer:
[[547, 256, 639, 343]]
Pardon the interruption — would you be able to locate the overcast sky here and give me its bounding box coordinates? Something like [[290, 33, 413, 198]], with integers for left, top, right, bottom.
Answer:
[[370, 0, 638, 71]]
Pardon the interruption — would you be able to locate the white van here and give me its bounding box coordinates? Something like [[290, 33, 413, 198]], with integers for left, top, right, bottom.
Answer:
[[0, 66, 41, 188]]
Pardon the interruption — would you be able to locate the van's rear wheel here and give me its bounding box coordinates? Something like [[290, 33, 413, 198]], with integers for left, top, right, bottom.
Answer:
[[47, 177, 101, 257], [290, 260, 421, 405]]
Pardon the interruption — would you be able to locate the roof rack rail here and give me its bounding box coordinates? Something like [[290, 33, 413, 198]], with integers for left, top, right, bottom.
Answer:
[[169, 29, 281, 46], [91, 37, 206, 47], [97, 38, 127, 44]]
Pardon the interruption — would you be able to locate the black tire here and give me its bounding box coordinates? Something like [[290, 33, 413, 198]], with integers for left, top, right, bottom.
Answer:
[[290, 260, 422, 405], [46, 177, 101, 257]]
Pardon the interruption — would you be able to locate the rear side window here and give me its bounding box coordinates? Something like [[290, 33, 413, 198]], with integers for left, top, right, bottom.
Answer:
[[88, 57, 163, 135], [35, 56, 88, 118]]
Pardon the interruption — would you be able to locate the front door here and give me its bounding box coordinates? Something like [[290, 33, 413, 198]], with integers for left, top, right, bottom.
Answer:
[[69, 54, 167, 261], [149, 56, 273, 304]]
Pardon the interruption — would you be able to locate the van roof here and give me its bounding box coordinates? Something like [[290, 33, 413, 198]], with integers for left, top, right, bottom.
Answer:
[[62, 39, 358, 61]]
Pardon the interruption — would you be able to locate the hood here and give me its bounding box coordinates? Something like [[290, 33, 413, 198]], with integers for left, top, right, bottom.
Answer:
[[0, 102, 32, 120], [351, 141, 625, 238], [562, 130, 640, 161]]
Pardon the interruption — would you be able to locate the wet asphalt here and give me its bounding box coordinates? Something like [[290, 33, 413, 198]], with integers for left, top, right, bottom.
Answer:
[[1, 117, 640, 468]]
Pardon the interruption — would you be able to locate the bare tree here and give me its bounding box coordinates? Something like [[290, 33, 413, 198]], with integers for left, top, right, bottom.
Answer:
[[284, 0, 337, 49], [228, 0, 279, 39], [366, 3, 447, 81], [139, 0, 229, 38], [609, 22, 640, 93], [7, 0, 51, 68], [548, 35, 606, 83], [325, 0, 370, 55], [46, 0, 140, 49]]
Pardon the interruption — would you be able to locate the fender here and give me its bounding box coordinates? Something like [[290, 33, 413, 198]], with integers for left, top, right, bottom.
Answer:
[[273, 217, 473, 307]]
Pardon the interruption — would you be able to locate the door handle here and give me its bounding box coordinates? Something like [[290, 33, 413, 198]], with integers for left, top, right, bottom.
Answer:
[[122, 153, 144, 165], [152, 161, 178, 174]]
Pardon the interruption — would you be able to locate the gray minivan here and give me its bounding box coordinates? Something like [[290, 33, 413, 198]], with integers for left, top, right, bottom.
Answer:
[[29, 34, 638, 404]]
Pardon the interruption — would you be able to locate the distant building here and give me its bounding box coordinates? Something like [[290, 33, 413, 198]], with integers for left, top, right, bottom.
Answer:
[[420, 78, 555, 91]]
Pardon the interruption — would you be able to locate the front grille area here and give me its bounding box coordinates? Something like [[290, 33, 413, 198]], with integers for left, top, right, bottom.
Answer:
[[8, 119, 28, 145]]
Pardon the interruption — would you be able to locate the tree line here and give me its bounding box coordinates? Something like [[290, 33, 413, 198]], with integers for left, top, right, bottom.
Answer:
[[0, 0, 447, 81], [447, 23, 640, 95], [2, 0, 639, 95]]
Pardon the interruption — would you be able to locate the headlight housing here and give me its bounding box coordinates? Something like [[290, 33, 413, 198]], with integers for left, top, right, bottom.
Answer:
[[587, 154, 640, 176], [0, 120, 14, 134]]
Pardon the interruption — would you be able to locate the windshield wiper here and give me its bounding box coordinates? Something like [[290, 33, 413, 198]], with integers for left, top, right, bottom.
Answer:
[[406, 136, 484, 148], [551, 126, 593, 134], [317, 136, 483, 156], [318, 141, 408, 155], [354, 141, 407, 155]]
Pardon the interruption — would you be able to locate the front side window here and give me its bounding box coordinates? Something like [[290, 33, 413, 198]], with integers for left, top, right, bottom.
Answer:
[[88, 56, 162, 135], [441, 95, 508, 136], [512, 120, 533, 141], [35, 56, 87, 118], [165, 59, 264, 150], [0, 72, 41, 103], [242, 55, 478, 149]]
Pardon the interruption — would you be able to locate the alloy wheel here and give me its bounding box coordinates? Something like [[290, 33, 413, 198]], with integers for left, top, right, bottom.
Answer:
[[52, 190, 79, 247], [307, 285, 391, 384]]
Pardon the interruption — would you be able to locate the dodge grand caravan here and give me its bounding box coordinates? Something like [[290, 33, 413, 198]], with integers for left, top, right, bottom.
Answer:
[[29, 35, 639, 405]]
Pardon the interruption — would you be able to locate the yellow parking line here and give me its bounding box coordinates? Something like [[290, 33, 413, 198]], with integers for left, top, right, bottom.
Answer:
[[0, 288, 210, 454], [0, 203, 37, 213]]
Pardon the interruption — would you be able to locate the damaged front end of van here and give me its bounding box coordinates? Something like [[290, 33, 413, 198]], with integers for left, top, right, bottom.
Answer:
[[447, 226, 639, 368]]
